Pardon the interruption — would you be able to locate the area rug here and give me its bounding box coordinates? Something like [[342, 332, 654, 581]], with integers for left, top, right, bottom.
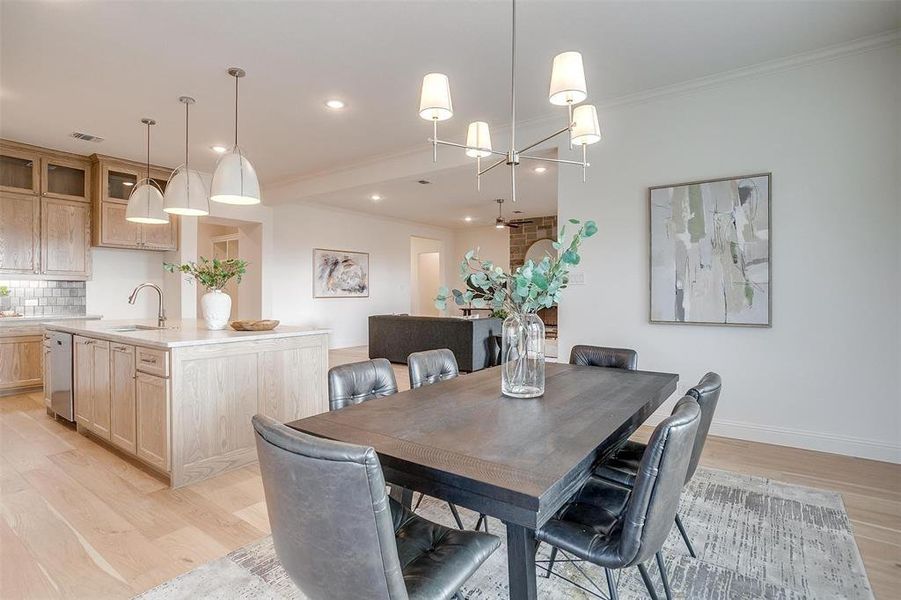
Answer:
[[136, 468, 873, 599]]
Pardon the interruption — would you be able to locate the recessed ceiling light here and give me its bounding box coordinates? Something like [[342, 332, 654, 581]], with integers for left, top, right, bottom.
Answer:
[[464, 216, 473, 222], [370, 194, 382, 201], [533, 166, 547, 173], [122, 181, 134, 187], [417, 179, 431, 185], [325, 99, 346, 110], [210, 145, 228, 154]]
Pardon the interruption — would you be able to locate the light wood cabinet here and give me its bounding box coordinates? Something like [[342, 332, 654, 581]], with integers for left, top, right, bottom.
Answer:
[[109, 344, 136, 454], [0, 145, 40, 195], [0, 192, 40, 275], [41, 155, 90, 202], [136, 372, 169, 471], [43, 336, 52, 407], [0, 335, 42, 395], [73, 336, 110, 440], [40, 197, 91, 277], [91, 155, 178, 251]]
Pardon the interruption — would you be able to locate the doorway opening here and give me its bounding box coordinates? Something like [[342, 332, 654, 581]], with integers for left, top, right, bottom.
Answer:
[[410, 237, 443, 316], [196, 217, 263, 321]]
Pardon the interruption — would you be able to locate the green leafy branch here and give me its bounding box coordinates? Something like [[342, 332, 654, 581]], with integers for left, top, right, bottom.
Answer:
[[436, 219, 597, 316], [163, 257, 248, 291]]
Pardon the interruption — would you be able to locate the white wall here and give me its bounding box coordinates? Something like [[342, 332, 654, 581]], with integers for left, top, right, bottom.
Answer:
[[410, 236, 444, 316], [448, 225, 511, 315], [269, 203, 456, 348], [557, 44, 901, 462], [86, 247, 169, 320]]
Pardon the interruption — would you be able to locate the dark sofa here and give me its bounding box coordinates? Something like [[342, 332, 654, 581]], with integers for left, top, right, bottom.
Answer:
[[368, 314, 502, 372]]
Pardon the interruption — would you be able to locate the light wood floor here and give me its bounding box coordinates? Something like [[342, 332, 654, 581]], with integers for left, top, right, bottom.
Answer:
[[1, 346, 898, 599]]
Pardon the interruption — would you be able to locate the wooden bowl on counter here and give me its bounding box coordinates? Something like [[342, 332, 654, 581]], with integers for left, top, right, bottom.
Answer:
[[229, 319, 280, 331]]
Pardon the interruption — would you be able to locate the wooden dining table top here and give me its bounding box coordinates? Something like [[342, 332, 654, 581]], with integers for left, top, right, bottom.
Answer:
[[287, 362, 679, 529]]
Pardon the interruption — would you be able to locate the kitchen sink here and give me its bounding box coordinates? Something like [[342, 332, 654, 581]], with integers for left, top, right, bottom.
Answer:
[[106, 325, 167, 332]]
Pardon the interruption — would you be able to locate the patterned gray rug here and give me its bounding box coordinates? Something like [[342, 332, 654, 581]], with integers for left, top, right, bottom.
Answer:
[[137, 469, 873, 599]]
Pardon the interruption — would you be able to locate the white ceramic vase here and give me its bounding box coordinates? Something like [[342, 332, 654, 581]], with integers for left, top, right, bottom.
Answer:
[[201, 289, 232, 330]]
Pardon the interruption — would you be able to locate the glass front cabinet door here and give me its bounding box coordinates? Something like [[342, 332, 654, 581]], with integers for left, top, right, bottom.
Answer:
[[41, 156, 90, 202], [0, 147, 40, 195]]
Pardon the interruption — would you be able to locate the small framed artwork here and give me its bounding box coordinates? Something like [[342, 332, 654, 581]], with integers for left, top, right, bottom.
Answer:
[[313, 248, 370, 298], [649, 173, 771, 327]]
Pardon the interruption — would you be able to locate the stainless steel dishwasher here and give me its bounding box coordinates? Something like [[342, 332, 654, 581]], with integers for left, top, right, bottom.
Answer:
[[48, 331, 74, 421]]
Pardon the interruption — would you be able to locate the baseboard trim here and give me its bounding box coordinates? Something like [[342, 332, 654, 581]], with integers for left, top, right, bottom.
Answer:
[[643, 412, 901, 464]]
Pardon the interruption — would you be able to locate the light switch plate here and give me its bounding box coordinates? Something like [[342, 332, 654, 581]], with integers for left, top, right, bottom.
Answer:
[[569, 271, 585, 285]]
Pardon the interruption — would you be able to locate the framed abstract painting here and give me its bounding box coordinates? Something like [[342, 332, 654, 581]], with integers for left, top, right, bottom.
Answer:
[[313, 248, 370, 298], [649, 173, 771, 327]]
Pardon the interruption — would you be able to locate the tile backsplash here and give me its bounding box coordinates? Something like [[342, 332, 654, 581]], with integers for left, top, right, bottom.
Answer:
[[0, 280, 86, 316]]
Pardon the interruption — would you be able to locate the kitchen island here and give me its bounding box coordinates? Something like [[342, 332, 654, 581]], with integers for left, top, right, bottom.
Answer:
[[43, 319, 329, 487]]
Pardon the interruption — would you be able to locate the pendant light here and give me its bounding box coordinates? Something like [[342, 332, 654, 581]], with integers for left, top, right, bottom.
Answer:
[[125, 119, 168, 224], [163, 96, 209, 216], [210, 67, 260, 205]]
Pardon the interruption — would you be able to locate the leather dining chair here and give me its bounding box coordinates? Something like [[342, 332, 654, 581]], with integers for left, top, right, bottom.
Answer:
[[569, 344, 638, 370], [408, 349, 459, 389], [593, 372, 722, 558], [538, 397, 701, 600], [253, 415, 500, 600], [406, 349, 481, 532], [328, 358, 398, 411]]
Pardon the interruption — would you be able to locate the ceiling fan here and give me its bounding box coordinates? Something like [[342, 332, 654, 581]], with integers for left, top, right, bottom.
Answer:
[[494, 198, 534, 229]]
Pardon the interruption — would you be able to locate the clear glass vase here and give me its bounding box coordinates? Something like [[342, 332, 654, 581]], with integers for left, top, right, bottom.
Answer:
[[501, 313, 545, 398]]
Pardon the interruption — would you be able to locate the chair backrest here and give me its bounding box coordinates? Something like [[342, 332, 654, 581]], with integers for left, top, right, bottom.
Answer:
[[684, 372, 722, 483], [569, 345, 638, 370], [489, 334, 503, 367], [328, 358, 398, 411], [252, 415, 408, 600], [619, 397, 700, 566], [407, 349, 459, 389]]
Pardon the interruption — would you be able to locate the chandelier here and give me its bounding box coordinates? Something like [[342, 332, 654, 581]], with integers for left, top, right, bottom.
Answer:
[[417, 0, 601, 203]]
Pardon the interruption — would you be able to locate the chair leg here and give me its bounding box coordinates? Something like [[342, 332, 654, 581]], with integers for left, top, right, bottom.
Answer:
[[655, 552, 673, 600], [605, 568, 619, 600], [674, 513, 697, 558], [636, 563, 660, 600], [413, 492, 424, 511], [447, 502, 465, 530], [543, 546, 558, 578]]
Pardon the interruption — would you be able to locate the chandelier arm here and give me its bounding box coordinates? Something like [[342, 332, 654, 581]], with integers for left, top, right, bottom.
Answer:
[[515, 125, 572, 155], [429, 138, 507, 157], [518, 154, 590, 167], [478, 157, 507, 177]]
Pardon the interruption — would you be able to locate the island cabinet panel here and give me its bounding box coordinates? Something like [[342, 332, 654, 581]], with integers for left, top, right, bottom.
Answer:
[[73, 336, 110, 439], [170, 333, 329, 488], [109, 343, 136, 454], [136, 372, 169, 471]]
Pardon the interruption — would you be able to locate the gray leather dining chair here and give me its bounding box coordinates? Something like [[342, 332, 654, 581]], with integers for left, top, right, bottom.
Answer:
[[328, 358, 398, 411], [408, 349, 460, 389], [253, 415, 500, 600], [569, 344, 639, 370], [593, 372, 722, 558], [406, 349, 478, 532], [537, 397, 701, 600]]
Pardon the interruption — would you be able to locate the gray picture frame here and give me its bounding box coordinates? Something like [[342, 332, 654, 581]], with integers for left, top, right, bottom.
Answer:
[[648, 173, 772, 327], [313, 248, 370, 299]]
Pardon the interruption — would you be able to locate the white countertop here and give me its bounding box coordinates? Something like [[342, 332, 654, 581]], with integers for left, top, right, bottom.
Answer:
[[42, 319, 329, 349], [0, 314, 102, 326]]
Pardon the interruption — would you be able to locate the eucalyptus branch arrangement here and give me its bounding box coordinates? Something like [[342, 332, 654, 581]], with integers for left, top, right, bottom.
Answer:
[[163, 257, 248, 291], [436, 219, 597, 316]]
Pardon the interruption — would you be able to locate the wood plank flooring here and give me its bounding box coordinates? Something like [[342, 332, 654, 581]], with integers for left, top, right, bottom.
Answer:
[[0, 346, 898, 599]]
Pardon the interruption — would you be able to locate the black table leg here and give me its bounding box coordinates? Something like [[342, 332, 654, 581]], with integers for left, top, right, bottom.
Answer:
[[505, 523, 538, 600], [389, 486, 414, 509]]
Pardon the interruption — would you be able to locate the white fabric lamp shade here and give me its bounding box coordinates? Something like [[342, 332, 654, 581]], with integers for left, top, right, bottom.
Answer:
[[210, 146, 261, 205], [549, 51, 587, 106], [465, 121, 492, 158], [163, 166, 210, 215], [126, 180, 168, 224], [571, 104, 601, 145], [419, 73, 453, 121]]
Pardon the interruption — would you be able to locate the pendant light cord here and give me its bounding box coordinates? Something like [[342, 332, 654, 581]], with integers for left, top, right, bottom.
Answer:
[[146, 121, 151, 180], [234, 73, 239, 147], [510, 0, 517, 202], [184, 100, 190, 170]]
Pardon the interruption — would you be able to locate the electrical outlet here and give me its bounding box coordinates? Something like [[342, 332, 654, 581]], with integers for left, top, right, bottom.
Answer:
[[569, 271, 585, 285]]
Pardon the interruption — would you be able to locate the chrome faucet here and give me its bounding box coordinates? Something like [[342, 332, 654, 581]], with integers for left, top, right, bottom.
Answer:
[[128, 283, 167, 327]]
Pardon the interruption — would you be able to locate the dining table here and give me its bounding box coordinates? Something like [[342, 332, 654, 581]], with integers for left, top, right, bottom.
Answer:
[[287, 361, 678, 600]]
